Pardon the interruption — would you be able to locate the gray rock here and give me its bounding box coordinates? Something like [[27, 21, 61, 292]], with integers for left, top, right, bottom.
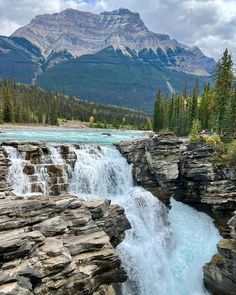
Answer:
[[116, 134, 184, 205], [0, 195, 130, 294]]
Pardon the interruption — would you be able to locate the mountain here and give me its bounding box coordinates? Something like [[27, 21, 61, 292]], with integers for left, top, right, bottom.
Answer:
[[0, 8, 216, 112], [0, 36, 42, 83], [12, 8, 215, 76]]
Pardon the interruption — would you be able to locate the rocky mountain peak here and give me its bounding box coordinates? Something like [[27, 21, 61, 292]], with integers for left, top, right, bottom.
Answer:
[[11, 8, 176, 57], [10, 7, 216, 78], [101, 7, 136, 15]]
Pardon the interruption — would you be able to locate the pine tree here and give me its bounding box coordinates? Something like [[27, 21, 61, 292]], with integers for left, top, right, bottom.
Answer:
[[168, 96, 175, 131], [214, 49, 233, 135], [153, 90, 164, 132], [225, 90, 236, 136], [190, 80, 199, 127], [2, 84, 13, 123]]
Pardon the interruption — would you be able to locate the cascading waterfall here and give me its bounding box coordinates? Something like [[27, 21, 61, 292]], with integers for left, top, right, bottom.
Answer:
[[48, 145, 65, 165], [4, 144, 220, 295], [4, 146, 32, 195], [69, 145, 131, 197]]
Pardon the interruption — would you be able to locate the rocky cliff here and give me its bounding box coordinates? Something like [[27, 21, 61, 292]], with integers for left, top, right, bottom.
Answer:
[[115, 134, 184, 205], [116, 135, 236, 295], [0, 144, 131, 295]]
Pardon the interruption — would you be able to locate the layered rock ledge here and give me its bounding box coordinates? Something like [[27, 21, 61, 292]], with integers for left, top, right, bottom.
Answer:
[[116, 135, 236, 295], [115, 134, 184, 205], [0, 194, 130, 295]]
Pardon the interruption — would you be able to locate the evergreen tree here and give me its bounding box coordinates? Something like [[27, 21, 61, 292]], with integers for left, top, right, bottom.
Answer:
[[190, 80, 199, 127], [214, 49, 233, 135], [153, 90, 164, 132], [225, 90, 236, 136], [199, 84, 211, 130], [168, 96, 175, 131], [2, 84, 13, 123]]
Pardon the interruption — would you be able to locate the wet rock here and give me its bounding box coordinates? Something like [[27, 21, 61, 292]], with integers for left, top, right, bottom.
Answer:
[[203, 239, 236, 295], [23, 165, 35, 175]]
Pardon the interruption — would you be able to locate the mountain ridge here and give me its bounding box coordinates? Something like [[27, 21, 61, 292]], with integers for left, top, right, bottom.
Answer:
[[0, 8, 216, 112], [12, 8, 215, 76]]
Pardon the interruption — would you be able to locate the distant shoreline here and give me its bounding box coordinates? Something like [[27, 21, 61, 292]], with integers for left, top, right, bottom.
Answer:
[[0, 123, 146, 133]]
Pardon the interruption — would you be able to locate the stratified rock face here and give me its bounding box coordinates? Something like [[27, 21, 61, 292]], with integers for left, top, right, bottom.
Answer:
[[0, 194, 130, 295], [115, 134, 184, 205], [0, 146, 12, 193], [12, 8, 215, 76], [175, 144, 236, 237], [203, 238, 236, 295]]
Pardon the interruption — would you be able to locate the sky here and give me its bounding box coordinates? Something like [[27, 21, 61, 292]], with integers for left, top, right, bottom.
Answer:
[[0, 0, 235, 62]]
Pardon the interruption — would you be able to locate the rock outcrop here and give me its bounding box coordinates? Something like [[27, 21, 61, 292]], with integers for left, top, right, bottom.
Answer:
[[0, 194, 130, 295], [175, 144, 236, 237], [117, 135, 236, 295], [115, 134, 184, 205], [0, 146, 12, 194]]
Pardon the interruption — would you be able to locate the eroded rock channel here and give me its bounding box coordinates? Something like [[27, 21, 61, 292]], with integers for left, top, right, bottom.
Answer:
[[0, 135, 235, 295]]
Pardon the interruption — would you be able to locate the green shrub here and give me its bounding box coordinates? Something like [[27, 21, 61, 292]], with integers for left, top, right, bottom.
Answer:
[[201, 133, 223, 146], [226, 141, 236, 165]]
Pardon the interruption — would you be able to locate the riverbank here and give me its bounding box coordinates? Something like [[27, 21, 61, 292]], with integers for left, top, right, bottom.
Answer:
[[0, 121, 149, 132]]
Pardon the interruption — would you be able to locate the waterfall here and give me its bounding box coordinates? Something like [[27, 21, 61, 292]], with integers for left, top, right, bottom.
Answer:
[[48, 145, 65, 165], [69, 145, 132, 197], [4, 146, 32, 195], [4, 144, 220, 295]]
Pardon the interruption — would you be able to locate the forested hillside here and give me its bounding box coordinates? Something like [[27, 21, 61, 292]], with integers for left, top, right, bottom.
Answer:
[[36, 46, 210, 113], [0, 80, 149, 128], [153, 49, 236, 138]]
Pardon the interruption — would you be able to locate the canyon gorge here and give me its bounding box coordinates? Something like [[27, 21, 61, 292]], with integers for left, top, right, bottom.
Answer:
[[0, 134, 235, 294]]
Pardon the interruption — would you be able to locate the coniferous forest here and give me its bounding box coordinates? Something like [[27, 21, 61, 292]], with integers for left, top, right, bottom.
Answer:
[[0, 80, 150, 129], [153, 49, 236, 139]]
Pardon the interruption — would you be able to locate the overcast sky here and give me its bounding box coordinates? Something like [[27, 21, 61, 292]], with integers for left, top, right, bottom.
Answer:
[[0, 0, 235, 62]]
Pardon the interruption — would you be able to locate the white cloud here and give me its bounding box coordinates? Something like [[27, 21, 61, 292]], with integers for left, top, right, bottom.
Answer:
[[0, 0, 235, 62]]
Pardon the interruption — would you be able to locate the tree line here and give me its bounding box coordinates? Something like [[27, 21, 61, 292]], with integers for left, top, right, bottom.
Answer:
[[153, 49, 236, 138], [0, 80, 150, 129]]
